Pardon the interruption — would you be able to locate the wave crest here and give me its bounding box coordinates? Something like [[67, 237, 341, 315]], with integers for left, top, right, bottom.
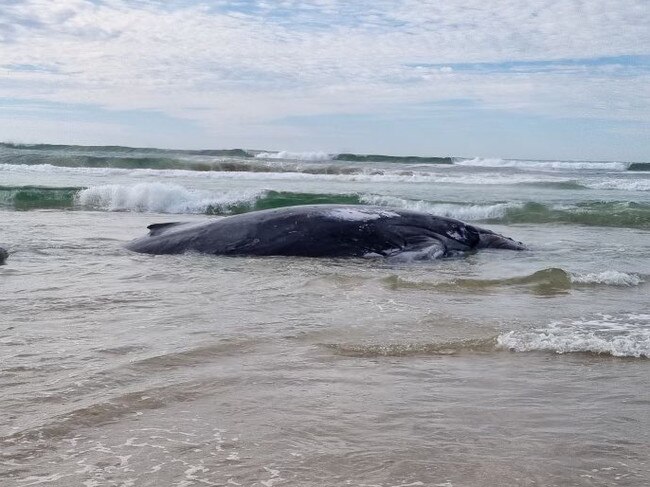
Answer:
[[570, 271, 644, 287], [383, 268, 644, 295], [254, 151, 331, 161], [498, 314, 650, 358], [76, 183, 264, 214], [457, 158, 629, 171], [359, 194, 516, 220], [584, 180, 650, 191], [74, 184, 365, 214]]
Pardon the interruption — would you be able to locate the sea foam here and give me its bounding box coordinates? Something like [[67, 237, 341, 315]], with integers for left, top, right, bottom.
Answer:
[[0, 162, 562, 185], [359, 194, 518, 220], [583, 179, 650, 192], [74, 183, 518, 220], [570, 271, 644, 287], [498, 314, 650, 358], [254, 151, 332, 161], [456, 158, 628, 171], [76, 183, 264, 214]]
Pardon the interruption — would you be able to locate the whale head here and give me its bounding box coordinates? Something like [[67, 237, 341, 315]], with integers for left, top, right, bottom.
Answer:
[[475, 228, 527, 250]]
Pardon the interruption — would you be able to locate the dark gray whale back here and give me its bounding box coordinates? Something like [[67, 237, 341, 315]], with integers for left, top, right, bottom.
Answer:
[[125, 205, 525, 259]]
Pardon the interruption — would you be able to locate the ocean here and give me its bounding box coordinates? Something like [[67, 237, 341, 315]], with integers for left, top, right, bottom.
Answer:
[[1, 143, 649, 486]]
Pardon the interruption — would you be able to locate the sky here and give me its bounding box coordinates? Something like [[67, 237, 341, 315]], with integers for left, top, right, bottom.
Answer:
[[0, 0, 649, 161]]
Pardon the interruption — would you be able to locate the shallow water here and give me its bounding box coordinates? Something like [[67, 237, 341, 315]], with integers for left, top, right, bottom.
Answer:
[[1, 146, 650, 485]]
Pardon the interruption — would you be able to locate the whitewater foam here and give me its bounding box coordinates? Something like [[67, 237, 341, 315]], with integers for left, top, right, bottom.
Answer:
[[75, 184, 525, 221], [254, 151, 332, 161], [326, 207, 401, 221], [0, 162, 562, 185], [457, 158, 628, 171], [583, 179, 650, 191], [359, 195, 518, 220], [76, 183, 264, 214], [498, 314, 650, 358], [570, 271, 644, 287]]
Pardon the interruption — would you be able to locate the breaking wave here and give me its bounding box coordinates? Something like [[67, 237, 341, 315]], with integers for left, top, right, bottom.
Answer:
[[326, 312, 650, 359], [456, 157, 629, 171], [359, 194, 517, 220], [3, 183, 650, 229], [2, 144, 645, 178], [498, 314, 650, 358], [4, 160, 649, 193], [492, 201, 650, 229], [254, 151, 332, 161], [75, 184, 360, 214], [570, 271, 645, 287], [0, 162, 568, 184], [334, 153, 453, 164], [628, 163, 650, 171], [76, 183, 265, 214], [583, 179, 650, 191], [0, 185, 80, 210], [361, 196, 650, 229], [383, 268, 644, 295]]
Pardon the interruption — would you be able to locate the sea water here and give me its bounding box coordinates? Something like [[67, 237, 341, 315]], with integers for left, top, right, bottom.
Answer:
[[1, 144, 649, 486]]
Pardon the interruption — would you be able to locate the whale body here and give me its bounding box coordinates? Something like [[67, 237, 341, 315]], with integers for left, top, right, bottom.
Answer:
[[125, 205, 525, 259]]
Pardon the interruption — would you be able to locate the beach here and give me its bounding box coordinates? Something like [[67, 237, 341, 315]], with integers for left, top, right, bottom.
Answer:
[[1, 144, 650, 486]]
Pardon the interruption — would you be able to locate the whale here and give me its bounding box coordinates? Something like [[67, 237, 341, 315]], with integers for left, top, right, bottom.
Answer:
[[125, 205, 525, 260], [0, 247, 7, 265]]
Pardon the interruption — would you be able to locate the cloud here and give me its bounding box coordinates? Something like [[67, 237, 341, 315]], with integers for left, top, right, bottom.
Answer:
[[0, 0, 648, 152]]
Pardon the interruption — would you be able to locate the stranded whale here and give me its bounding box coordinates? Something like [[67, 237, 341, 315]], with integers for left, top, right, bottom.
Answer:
[[126, 205, 525, 259]]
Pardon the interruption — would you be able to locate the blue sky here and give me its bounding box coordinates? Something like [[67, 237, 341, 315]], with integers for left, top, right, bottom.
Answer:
[[0, 0, 649, 161]]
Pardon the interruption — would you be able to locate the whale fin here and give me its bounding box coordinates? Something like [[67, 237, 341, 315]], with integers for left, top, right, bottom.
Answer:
[[388, 237, 446, 262], [147, 222, 184, 236]]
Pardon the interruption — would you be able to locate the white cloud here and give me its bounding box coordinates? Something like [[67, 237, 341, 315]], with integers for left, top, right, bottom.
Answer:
[[0, 0, 648, 148]]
